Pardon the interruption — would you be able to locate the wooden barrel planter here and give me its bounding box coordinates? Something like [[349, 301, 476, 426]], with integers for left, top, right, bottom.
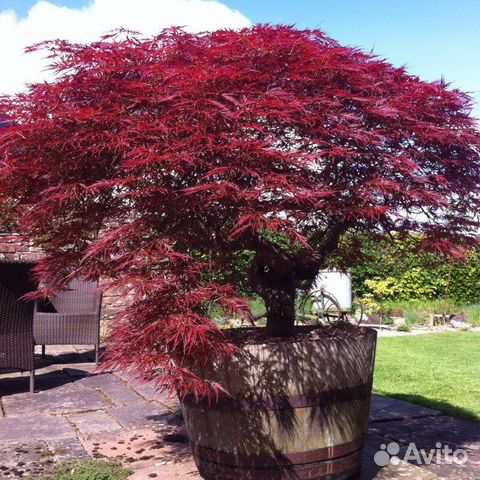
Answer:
[[181, 326, 377, 480]]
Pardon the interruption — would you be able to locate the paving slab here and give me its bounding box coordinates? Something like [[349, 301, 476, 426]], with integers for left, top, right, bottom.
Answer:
[[77, 374, 143, 406], [369, 414, 480, 478], [46, 437, 90, 462], [0, 441, 56, 479], [0, 415, 76, 442], [360, 459, 439, 479], [108, 402, 181, 429], [371, 414, 480, 453], [363, 429, 479, 479], [0, 434, 88, 478], [2, 388, 108, 416], [152, 391, 181, 411], [63, 364, 97, 378], [68, 410, 122, 435], [101, 381, 145, 407], [76, 373, 121, 389], [116, 374, 164, 403], [81, 426, 192, 471], [369, 393, 442, 422]]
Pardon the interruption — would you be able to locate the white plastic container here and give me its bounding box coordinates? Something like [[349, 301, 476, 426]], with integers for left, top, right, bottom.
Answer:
[[312, 270, 353, 311]]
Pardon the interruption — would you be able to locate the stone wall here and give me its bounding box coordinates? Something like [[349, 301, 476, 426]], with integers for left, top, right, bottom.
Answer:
[[0, 233, 127, 333], [0, 233, 43, 262]]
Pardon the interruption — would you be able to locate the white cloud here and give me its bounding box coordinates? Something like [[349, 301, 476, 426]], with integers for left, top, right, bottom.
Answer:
[[0, 0, 251, 95]]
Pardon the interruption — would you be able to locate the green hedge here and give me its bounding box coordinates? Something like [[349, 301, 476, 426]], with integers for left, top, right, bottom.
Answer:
[[351, 237, 480, 304]]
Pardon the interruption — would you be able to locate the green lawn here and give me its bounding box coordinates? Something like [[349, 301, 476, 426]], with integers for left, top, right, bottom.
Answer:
[[373, 332, 480, 422]]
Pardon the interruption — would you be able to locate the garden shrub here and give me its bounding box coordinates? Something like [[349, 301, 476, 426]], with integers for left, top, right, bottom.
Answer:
[[352, 236, 480, 304], [364, 277, 399, 301], [404, 309, 421, 325]]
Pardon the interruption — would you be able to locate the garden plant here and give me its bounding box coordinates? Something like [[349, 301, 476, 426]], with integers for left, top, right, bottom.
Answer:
[[1, 25, 480, 479], [350, 235, 480, 326]]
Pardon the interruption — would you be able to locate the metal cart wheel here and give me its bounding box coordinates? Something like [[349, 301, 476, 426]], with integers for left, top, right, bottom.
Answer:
[[295, 289, 315, 325], [350, 299, 365, 325], [296, 288, 346, 325], [313, 288, 345, 324]]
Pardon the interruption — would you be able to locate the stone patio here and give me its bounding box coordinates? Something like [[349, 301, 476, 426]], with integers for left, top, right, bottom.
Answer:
[[0, 346, 479, 479]]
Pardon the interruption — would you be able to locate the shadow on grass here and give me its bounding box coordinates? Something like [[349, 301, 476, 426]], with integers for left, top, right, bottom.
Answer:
[[374, 390, 480, 423]]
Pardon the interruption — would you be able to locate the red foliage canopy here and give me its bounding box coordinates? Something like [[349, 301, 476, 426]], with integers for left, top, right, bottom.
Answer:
[[1, 26, 479, 395]]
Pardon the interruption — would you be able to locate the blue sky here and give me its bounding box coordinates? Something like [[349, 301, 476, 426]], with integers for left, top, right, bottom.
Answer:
[[2, 0, 479, 114]]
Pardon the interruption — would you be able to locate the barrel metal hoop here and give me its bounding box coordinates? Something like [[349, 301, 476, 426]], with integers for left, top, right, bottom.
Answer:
[[182, 382, 371, 412], [195, 446, 363, 479], [191, 437, 365, 467]]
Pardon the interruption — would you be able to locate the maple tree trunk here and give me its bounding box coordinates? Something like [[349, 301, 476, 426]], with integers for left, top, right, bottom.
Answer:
[[247, 250, 297, 337], [263, 283, 296, 337]]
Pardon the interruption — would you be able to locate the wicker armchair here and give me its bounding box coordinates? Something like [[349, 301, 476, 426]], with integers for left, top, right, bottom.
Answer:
[[33, 279, 103, 364], [0, 261, 37, 393]]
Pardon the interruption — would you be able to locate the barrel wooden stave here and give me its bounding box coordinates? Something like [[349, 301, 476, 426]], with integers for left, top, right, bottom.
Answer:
[[185, 399, 370, 457]]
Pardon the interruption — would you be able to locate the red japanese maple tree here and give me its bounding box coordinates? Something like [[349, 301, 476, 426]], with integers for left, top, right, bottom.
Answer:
[[1, 26, 479, 395]]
